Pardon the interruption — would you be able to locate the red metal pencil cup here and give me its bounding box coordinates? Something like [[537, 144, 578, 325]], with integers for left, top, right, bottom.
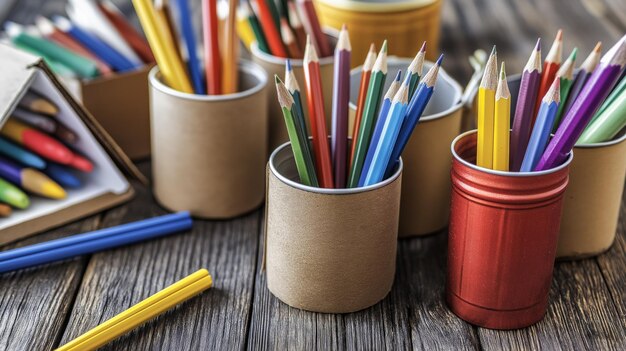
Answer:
[[446, 130, 573, 330]]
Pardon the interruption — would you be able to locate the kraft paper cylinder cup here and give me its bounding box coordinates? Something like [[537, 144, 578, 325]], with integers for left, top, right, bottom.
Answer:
[[349, 58, 463, 237], [266, 140, 402, 313], [446, 130, 572, 330], [149, 60, 268, 218], [507, 76, 626, 259], [315, 0, 441, 66], [251, 31, 337, 152]]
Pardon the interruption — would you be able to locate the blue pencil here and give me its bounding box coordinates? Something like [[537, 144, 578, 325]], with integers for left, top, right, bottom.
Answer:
[[520, 79, 560, 172], [174, 0, 206, 94], [0, 212, 192, 273], [0, 137, 46, 170], [358, 70, 402, 187], [53, 17, 137, 72], [44, 163, 82, 188], [362, 74, 411, 186], [384, 55, 443, 178]]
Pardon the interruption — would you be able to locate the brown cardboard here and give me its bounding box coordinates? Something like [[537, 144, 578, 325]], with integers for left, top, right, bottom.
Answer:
[[150, 61, 268, 219], [265, 142, 401, 313], [557, 134, 626, 259], [252, 32, 337, 152]]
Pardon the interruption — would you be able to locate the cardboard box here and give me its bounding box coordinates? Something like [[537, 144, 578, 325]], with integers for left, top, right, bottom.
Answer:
[[0, 43, 146, 245]]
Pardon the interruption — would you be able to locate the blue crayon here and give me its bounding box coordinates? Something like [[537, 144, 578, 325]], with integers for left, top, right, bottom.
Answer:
[[0, 137, 46, 169], [45, 163, 82, 188]]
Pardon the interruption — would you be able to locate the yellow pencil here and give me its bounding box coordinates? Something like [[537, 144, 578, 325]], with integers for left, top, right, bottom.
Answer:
[[493, 62, 511, 171], [477, 46, 497, 169], [56, 269, 212, 351], [132, 0, 193, 93], [222, 0, 239, 94], [236, 5, 255, 50]]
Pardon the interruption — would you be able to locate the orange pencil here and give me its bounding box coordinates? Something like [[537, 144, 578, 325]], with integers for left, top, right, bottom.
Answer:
[[99, 0, 155, 63], [280, 18, 302, 58], [287, 1, 306, 50], [534, 29, 563, 122], [350, 43, 376, 164], [203, 0, 222, 94], [251, 0, 287, 57], [222, 0, 239, 94], [303, 36, 333, 188]]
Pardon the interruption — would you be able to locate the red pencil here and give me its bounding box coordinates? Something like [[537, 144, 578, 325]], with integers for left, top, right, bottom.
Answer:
[[303, 36, 333, 188], [350, 43, 376, 165], [296, 0, 331, 58], [251, 0, 287, 58], [534, 29, 563, 123], [202, 0, 222, 94], [98, 0, 155, 63]]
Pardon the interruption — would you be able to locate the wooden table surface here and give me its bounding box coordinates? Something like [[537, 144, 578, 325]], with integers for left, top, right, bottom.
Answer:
[[1, 0, 625, 350]]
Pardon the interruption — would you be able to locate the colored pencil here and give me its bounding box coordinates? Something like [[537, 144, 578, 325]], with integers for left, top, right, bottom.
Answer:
[[56, 269, 212, 351], [287, 1, 306, 50], [252, 0, 287, 57], [552, 48, 578, 129], [36, 16, 114, 77], [12, 108, 79, 145], [222, 0, 239, 94], [45, 163, 82, 189], [5, 22, 100, 79], [385, 55, 442, 178], [266, 0, 282, 31], [534, 29, 563, 122], [296, 0, 331, 57], [0, 204, 11, 217], [18, 90, 58, 116], [407, 42, 426, 99], [0, 137, 46, 170], [285, 60, 307, 137], [348, 41, 387, 188], [520, 79, 560, 172], [174, 0, 206, 94], [280, 18, 302, 58], [562, 42, 602, 118], [303, 36, 333, 188], [476, 46, 497, 169], [203, 0, 222, 94], [154, 0, 181, 58], [331, 25, 351, 188], [98, 0, 156, 63], [0, 155, 65, 199], [276, 76, 318, 187], [362, 74, 410, 186], [536, 36, 626, 171], [359, 70, 402, 187], [492, 63, 511, 171], [0, 212, 193, 274], [236, 5, 256, 50], [132, 0, 193, 93], [0, 120, 93, 173], [243, 1, 270, 53], [349, 43, 376, 165], [0, 177, 29, 209], [510, 39, 541, 172], [589, 71, 625, 126], [579, 86, 626, 143], [53, 16, 137, 73]]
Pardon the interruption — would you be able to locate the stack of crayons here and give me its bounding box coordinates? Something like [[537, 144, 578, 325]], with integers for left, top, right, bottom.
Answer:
[[476, 32, 626, 173], [238, 0, 331, 59], [275, 25, 442, 189], [1, 0, 154, 79], [0, 90, 93, 218], [131, 0, 241, 95]]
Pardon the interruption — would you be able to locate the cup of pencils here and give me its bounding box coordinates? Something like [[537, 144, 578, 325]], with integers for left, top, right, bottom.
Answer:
[[245, 0, 337, 151]]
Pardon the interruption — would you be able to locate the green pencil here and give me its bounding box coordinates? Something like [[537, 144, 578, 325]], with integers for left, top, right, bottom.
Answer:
[[244, 2, 270, 53], [285, 60, 308, 136], [347, 40, 388, 188], [578, 87, 626, 144], [553, 48, 577, 130], [589, 75, 626, 126], [408, 42, 426, 99], [266, 0, 282, 36], [0, 177, 30, 209], [276, 76, 318, 187]]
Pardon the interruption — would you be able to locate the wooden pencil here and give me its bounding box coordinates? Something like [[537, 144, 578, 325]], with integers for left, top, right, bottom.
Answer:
[[534, 29, 563, 122], [303, 36, 333, 188], [203, 0, 222, 94], [280, 18, 302, 58], [492, 62, 511, 171], [552, 48, 578, 129], [243, 1, 270, 53], [331, 25, 351, 188], [154, 0, 183, 63], [564, 42, 602, 119], [476, 46, 497, 169], [222, 0, 239, 94], [407, 42, 426, 99], [287, 1, 306, 50], [99, 0, 155, 63], [285, 59, 307, 137], [579, 82, 626, 143], [252, 0, 287, 57], [296, 0, 331, 57], [349, 43, 376, 165]]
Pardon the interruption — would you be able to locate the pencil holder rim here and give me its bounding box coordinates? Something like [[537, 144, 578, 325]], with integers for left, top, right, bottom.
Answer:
[[250, 29, 339, 66], [269, 139, 403, 195], [148, 59, 268, 101], [452, 129, 573, 178], [316, 0, 438, 12]]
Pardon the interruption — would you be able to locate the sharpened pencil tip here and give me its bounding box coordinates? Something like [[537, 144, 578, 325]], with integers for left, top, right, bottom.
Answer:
[[420, 41, 426, 52], [341, 23, 347, 31], [491, 45, 497, 56], [556, 29, 563, 41], [435, 54, 444, 65], [381, 40, 388, 53], [500, 62, 506, 79], [368, 43, 376, 53], [535, 38, 541, 51], [274, 75, 282, 84], [286, 59, 292, 72], [394, 70, 402, 81], [569, 47, 578, 60], [594, 41, 602, 53]]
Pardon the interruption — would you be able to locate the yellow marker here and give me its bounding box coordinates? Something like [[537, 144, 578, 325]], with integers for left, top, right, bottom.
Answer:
[[132, 0, 193, 93], [56, 269, 212, 351], [477, 46, 497, 169], [493, 62, 511, 171]]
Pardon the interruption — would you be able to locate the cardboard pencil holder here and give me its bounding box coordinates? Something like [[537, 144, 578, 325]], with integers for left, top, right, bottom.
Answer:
[[507, 76, 626, 259], [349, 58, 463, 237], [315, 0, 441, 67], [447, 130, 572, 330], [149, 60, 268, 219], [251, 31, 337, 152], [265, 140, 402, 313]]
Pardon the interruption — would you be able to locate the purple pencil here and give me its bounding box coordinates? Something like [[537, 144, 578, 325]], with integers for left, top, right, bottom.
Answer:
[[535, 36, 626, 171], [510, 39, 541, 171], [561, 42, 602, 117], [331, 25, 351, 188]]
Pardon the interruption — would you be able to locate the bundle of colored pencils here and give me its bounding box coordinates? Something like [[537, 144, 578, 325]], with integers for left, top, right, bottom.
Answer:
[[1, 0, 154, 80], [241, 0, 331, 59], [131, 0, 241, 95], [275, 25, 442, 189], [0, 90, 92, 218], [476, 32, 626, 173]]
